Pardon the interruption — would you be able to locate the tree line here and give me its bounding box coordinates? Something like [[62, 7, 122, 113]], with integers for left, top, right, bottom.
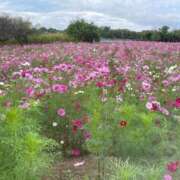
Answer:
[[0, 15, 62, 44], [1, 15, 180, 44], [100, 25, 180, 42]]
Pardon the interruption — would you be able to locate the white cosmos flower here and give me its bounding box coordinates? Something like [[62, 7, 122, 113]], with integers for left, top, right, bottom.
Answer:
[[116, 95, 123, 103], [126, 83, 132, 90], [173, 115, 180, 122], [31, 100, 40, 106], [74, 161, 85, 167], [21, 62, 30, 66], [165, 64, 177, 74], [101, 96, 107, 102], [60, 140, 64, 144], [0, 82, 5, 86], [52, 122, 58, 127], [74, 90, 84, 95]]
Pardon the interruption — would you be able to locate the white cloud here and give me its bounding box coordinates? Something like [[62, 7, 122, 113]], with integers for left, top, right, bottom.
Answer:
[[0, 0, 180, 30], [51, 0, 180, 28], [0, 1, 10, 11], [3, 10, 151, 31]]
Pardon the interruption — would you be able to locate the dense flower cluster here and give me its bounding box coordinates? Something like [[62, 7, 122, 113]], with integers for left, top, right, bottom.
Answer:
[[0, 41, 179, 161]]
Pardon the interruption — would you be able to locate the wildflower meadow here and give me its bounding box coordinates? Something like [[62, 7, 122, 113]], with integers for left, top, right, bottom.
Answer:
[[0, 41, 179, 179]]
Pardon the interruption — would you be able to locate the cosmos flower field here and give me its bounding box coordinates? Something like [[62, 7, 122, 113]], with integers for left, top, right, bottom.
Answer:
[[0, 41, 180, 179]]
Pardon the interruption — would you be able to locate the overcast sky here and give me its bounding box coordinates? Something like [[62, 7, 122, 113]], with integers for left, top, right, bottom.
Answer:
[[0, 0, 180, 31]]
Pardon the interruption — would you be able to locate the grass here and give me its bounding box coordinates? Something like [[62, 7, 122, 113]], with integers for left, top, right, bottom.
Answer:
[[28, 32, 71, 44], [0, 32, 71, 45], [44, 156, 177, 180]]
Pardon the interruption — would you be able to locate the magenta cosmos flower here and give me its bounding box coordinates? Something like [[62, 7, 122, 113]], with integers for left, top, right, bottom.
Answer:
[[71, 148, 80, 157], [167, 161, 179, 173], [57, 108, 66, 117], [84, 131, 91, 140], [96, 81, 106, 88], [25, 87, 35, 97], [72, 119, 83, 129], [174, 98, 180, 108], [52, 84, 68, 93]]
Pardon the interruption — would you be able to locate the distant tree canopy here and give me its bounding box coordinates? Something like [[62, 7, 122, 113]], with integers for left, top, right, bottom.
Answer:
[[0, 15, 63, 44], [33, 27, 62, 34], [99, 25, 180, 42], [66, 20, 100, 42]]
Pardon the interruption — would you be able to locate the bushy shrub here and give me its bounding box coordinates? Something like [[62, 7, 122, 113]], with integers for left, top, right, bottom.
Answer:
[[66, 19, 100, 42], [84, 86, 173, 159], [38, 88, 90, 157], [0, 101, 56, 180]]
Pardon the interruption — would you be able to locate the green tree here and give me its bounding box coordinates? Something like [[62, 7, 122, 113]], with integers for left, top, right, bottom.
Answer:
[[12, 17, 32, 44], [150, 31, 161, 41], [0, 15, 14, 42], [0, 15, 32, 44], [66, 19, 100, 42], [159, 25, 170, 42]]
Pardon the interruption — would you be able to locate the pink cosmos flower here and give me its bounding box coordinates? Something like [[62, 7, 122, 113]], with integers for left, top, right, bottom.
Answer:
[[19, 102, 30, 109], [148, 96, 156, 101], [136, 73, 143, 80], [164, 174, 172, 180], [25, 87, 35, 97], [57, 108, 66, 117], [146, 101, 160, 111], [32, 78, 43, 84], [84, 131, 91, 140], [97, 65, 110, 75], [160, 107, 169, 116], [142, 81, 151, 92], [53, 63, 73, 72], [71, 148, 80, 157], [52, 76, 62, 81], [162, 80, 170, 87], [52, 84, 68, 93], [143, 65, 149, 71], [19, 70, 33, 80]]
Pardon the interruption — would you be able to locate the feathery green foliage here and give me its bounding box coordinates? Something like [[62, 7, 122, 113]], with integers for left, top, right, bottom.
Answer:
[[0, 105, 56, 180]]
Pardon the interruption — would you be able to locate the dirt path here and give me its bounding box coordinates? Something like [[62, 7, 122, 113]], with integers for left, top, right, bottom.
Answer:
[[44, 155, 100, 180]]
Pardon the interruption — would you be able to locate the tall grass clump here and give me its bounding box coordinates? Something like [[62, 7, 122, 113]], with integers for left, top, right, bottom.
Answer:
[[28, 33, 71, 44], [105, 158, 164, 180], [0, 101, 57, 180]]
